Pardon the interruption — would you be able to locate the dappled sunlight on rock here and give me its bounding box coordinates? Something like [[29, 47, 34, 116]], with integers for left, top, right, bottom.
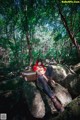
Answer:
[[50, 81, 72, 107], [51, 65, 67, 82], [32, 92, 45, 118], [23, 82, 45, 118]]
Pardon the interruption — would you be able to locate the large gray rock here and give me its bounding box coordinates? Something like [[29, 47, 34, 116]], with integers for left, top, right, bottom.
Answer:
[[23, 81, 45, 118], [51, 64, 80, 98], [51, 65, 68, 82], [50, 81, 72, 107], [61, 73, 80, 97]]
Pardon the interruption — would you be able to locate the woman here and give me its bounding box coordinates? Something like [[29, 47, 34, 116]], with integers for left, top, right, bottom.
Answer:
[[33, 59, 64, 112]]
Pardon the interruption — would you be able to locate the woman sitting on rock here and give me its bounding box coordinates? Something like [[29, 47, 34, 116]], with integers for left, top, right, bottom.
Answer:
[[33, 59, 64, 112]]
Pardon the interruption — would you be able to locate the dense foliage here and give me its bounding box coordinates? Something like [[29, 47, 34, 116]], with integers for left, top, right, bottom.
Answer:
[[0, 0, 80, 70]]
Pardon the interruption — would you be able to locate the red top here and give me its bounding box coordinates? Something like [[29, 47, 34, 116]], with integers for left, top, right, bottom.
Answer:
[[33, 61, 46, 72]]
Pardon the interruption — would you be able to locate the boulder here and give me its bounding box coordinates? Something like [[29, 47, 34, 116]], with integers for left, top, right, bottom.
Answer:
[[61, 73, 80, 98], [50, 64, 80, 98], [23, 81, 45, 118], [50, 81, 72, 107], [51, 65, 68, 82]]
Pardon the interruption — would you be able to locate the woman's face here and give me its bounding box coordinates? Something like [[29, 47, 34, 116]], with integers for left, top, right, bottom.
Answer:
[[38, 62, 42, 66]]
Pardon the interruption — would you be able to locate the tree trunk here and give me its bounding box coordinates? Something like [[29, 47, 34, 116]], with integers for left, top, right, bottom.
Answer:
[[22, 0, 33, 66], [58, 6, 80, 58], [26, 32, 33, 66]]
